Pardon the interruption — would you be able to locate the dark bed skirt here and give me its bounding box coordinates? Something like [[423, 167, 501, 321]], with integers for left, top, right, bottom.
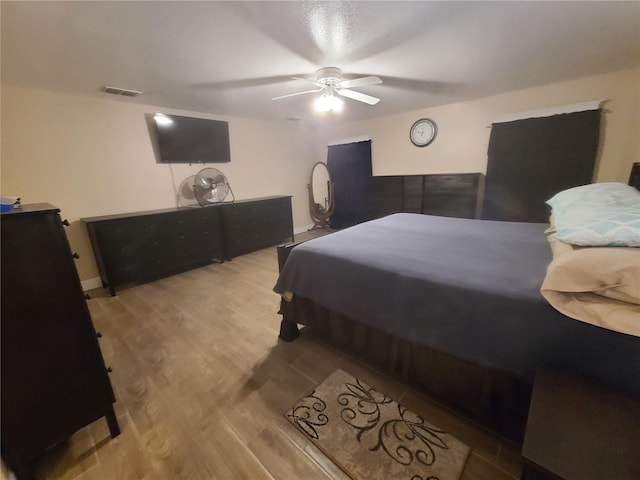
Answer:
[[280, 296, 532, 443]]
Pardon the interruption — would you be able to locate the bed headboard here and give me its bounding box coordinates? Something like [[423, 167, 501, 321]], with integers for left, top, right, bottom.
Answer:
[[628, 162, 640, 191]]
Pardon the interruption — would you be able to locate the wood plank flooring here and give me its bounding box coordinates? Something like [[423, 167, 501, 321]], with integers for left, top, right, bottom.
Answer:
[[29, 246, 523, 480]]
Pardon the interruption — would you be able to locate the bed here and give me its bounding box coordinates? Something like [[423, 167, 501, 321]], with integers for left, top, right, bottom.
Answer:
[[274, 186, 640, 441]]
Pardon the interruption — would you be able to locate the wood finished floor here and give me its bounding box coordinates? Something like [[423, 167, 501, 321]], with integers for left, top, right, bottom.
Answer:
[[32, 246, 524, 480]]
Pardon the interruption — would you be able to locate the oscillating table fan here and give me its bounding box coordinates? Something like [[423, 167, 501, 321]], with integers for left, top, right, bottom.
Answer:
[[177, 175, 198, 207], [193, 167, 234, 206]]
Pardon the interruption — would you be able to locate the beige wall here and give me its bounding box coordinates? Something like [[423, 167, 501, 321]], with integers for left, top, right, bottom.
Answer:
[[1, 85, 316, 283], [313, 68, 639, 183], [3, 68, 638, 285]]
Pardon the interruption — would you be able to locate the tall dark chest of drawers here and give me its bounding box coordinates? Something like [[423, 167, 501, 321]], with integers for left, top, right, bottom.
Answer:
[[1, 204, 119, 479]]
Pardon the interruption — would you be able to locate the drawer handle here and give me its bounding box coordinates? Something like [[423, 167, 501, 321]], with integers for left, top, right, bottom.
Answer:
[[106, 366, 113, 373], [62, 219, 70, 226], [72, 252, 80, 259], [96, 331, 103, 338], [85, 293, 92, 300]]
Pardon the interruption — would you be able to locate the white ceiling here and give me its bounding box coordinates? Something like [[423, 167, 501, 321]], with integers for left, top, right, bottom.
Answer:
[[2, 1, 639, 124]]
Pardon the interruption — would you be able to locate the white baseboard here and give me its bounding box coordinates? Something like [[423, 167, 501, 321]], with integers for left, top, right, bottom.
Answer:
[[81, 277, 103, 292], [294, 224, 314, 234]]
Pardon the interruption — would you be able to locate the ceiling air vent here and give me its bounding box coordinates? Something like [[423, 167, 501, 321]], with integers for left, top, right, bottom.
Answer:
[[103, 86, 142, 97]]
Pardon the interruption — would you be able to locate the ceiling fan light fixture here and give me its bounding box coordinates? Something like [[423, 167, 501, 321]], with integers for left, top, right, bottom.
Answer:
[[272, 67, 381, 112], [314, 92, 344, 112]]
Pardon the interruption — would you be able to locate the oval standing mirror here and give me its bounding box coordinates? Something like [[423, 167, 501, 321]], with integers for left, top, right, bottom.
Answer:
[[308, 162, 335, 230]]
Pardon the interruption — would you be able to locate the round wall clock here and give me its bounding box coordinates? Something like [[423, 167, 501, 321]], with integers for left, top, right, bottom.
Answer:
[[410, 118, 437, 147]]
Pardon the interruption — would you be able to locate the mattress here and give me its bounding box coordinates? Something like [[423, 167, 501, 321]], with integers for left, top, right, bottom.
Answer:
[[274, 213, 640, 394]]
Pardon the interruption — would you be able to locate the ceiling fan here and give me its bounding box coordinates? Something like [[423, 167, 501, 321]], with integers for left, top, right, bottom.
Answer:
[[272, 67, 382, 111]]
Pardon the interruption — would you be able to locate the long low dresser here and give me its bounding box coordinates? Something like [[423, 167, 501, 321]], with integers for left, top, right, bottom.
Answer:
[[83, 195, 293, 295]]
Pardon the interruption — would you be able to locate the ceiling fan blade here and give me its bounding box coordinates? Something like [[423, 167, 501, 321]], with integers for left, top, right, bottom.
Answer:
[[337, 88, 380, 105], [272, 88, 323, 100], [338, 76, 383, 89]]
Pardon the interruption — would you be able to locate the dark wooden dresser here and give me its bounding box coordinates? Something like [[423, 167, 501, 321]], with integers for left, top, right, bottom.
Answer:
[[370, 173, 483, 220], [83, 204, 227, 295], [1, 204, 119, 479], [221, 196, 294, 258], [83, 195, 293, 295]]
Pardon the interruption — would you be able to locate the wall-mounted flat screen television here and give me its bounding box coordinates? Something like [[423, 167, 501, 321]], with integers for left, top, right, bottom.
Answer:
[[150, 113, 231, 164]]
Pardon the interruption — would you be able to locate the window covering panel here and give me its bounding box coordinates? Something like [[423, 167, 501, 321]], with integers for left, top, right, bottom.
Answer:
[[482, 110, 601, 222], [327, 140, 372, 229]]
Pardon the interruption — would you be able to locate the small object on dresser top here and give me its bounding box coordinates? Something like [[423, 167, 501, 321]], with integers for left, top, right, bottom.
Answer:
[[0, 196, 21, 213]]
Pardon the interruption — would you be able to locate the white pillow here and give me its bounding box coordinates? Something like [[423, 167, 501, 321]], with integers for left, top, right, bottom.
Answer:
[[546, 182, 640, 212], [554, 205, 640, 247], [546, 183, 640, 247]]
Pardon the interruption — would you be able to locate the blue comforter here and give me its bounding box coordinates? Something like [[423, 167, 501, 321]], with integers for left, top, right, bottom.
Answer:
[[275, 214, 639, 394]]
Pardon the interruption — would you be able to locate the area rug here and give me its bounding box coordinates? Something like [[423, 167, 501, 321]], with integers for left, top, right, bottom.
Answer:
[[285, 369, 470, 480]]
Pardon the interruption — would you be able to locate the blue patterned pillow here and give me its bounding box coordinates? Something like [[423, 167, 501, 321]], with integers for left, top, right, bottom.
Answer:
[[547, 182, 640, 211], [547, 183, 640, 247], [553, 205, 640, 247]]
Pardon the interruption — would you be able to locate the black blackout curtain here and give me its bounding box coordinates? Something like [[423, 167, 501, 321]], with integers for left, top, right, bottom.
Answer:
[[327, 140, 372, 229], [482, 109, 601, 222]]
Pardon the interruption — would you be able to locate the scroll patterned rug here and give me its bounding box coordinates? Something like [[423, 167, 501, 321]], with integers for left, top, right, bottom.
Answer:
[[285, 369, 470, 480]]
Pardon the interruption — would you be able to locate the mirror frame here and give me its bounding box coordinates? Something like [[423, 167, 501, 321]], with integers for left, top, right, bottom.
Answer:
[[307, 162, 335, 230]]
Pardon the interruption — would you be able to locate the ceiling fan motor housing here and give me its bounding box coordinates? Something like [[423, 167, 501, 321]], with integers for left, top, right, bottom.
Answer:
[[316, 67, 342, 85]]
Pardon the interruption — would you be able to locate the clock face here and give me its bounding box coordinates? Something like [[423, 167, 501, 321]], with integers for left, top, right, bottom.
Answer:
[[410, 119, 437, 147]]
